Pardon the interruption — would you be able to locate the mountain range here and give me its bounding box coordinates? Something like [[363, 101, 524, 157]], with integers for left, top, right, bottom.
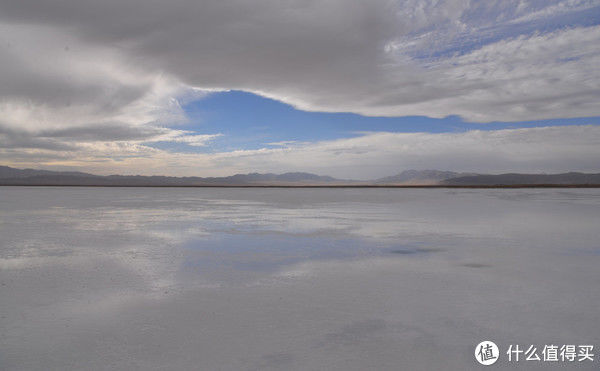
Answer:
[[1, 166, 599, 186], [375, 170, 476, 185]]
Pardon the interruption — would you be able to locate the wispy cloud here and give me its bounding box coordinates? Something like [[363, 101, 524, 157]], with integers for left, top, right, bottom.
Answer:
[[3, 125, 599, 179], [159, 133, 223, 147]]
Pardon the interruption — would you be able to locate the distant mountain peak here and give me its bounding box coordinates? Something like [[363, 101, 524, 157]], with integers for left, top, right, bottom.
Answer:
[[0, 166, 345, 186], [1, 165, 599, 186], [375, 170, 475, 185]]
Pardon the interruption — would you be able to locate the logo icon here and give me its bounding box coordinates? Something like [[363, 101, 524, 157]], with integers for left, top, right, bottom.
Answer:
[[475, 341, 499, 365]]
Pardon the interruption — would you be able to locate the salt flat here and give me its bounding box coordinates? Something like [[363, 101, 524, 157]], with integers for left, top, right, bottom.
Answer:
[[1, 187, 599, 370]]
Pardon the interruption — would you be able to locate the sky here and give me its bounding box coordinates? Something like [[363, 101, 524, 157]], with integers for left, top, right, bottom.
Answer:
[[0, 0, 599, 179]]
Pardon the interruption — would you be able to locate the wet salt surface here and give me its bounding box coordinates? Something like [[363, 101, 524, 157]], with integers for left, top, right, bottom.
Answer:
[[1, 187, 599, 370]]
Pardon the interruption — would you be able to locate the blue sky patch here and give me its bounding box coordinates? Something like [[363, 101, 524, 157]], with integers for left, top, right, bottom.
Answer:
[[148, 90, 600, 153]]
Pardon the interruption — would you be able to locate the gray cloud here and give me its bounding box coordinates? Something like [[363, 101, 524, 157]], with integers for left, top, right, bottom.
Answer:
[[0, 0, 599, 174], [38, 124, 170, 142], [0, 125, 76, 151], [0, 1, 598, 126]]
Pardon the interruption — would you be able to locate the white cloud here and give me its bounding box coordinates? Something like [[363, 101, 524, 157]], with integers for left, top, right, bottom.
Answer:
[[159, 133, 223, 147], [0, 0, 599, 173], [2, 125, 599, 178]]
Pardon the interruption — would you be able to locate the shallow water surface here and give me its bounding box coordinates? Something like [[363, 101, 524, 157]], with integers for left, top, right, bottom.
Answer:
[[1, 187, 599, 370]]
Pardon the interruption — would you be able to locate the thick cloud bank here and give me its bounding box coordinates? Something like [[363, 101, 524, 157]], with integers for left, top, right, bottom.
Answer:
[[0, 0, 599, 174]]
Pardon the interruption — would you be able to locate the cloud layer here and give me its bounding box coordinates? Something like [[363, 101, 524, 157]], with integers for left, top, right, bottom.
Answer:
[[0, 0, 599, 174], [3, 125, 600, 179]]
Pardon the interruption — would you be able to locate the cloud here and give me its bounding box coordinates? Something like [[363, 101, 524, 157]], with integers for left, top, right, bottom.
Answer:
[[164, 134, 223, 147], [0, 1, 598, 124], [0, 0, 598, 172], [2, 125, 599, 179], [204, 125, 600, 178], [37, 124, 174, 142]]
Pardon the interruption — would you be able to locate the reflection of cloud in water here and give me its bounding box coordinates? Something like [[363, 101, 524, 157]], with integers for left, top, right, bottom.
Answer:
[[1, 188, 600, 370]]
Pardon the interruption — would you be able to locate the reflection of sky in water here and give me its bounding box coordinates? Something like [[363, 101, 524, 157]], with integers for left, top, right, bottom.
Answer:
[[180, 232, 435, 282], [183, 234, 374, 271], [2, 188, 600, 370], [2, 187, 600, 286]]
